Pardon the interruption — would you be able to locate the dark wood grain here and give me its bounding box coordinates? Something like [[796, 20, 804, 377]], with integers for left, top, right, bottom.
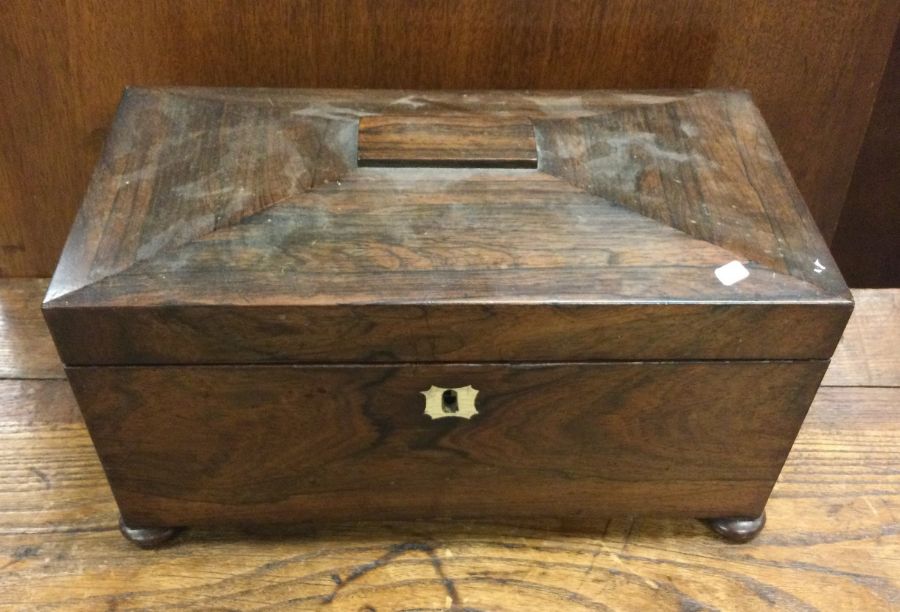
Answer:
[[42, 89, 852, 366], [38, 88, 854, 550], [358, 115, 537, 168], [9, 280, 890, 385], [1, 1, 898, 277], [1, 385, 895, 609], [65, 361, 825, 527], [41, 89, 694, 304], [42, 88, 356, 303], [536, 92, 847, 294], [45, 301, 852, 367], [0, 280, 897, 609]]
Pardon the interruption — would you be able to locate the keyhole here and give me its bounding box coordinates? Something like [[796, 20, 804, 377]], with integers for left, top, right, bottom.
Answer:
[[441, 389, 459, 414]]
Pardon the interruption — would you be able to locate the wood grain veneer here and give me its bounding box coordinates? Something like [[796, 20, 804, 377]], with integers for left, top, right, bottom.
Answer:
[[42, 89, 852, 366], [358, 115, 538, 168], [38, 89, 855, 542], [3, 281, 897, 608], [66, 361, 826, 526]]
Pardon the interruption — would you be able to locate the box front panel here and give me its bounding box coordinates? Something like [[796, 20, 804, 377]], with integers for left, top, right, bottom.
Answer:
[[67, 361, 826, 527]]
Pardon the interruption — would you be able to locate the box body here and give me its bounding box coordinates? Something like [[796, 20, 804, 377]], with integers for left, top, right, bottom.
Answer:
[[44, 89, 852, 527], [68, 362, 826, 526]]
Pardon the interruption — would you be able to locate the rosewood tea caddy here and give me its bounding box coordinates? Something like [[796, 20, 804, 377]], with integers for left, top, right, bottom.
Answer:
[[43, 88, 852, 547]]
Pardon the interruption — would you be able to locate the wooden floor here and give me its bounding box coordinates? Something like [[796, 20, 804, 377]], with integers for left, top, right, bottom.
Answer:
[[0, 279, 897, 611]]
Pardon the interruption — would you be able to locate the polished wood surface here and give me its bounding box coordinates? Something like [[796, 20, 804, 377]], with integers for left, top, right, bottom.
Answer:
[[66, 361, 823, 526], [42, 89, 851, 366], [40, 89, 851, 540], [2, 280, 898, 610], [535, 93, 846, 293], [46, 301, 852, 366], [1, 1, 898, 278], [358, 115, 538, 168]]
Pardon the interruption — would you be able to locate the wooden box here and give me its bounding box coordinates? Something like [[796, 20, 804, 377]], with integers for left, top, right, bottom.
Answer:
[[43, 89, 852, 547]]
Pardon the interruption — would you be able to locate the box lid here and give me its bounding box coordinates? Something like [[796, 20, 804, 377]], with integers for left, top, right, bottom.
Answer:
[[43, 88, 852, 365]]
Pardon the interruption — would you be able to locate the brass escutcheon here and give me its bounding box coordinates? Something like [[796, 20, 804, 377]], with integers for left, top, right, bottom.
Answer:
[[420, 385, 479, 420]]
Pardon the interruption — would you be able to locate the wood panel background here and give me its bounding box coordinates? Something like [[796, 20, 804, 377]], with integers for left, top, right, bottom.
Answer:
[[0, 0, 898, 278], [832, 26, 900, 288]]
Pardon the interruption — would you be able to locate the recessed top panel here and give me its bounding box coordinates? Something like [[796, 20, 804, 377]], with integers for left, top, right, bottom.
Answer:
[[358, 115, 537, 168]]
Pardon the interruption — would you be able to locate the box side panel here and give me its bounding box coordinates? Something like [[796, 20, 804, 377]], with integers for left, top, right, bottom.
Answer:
[[66, 361, 826, 526], [45, 302, 852, 365]]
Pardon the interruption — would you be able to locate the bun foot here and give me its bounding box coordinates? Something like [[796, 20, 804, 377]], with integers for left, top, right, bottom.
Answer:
[[702, 511, 766, 543], [118, 517, 180, 549]]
